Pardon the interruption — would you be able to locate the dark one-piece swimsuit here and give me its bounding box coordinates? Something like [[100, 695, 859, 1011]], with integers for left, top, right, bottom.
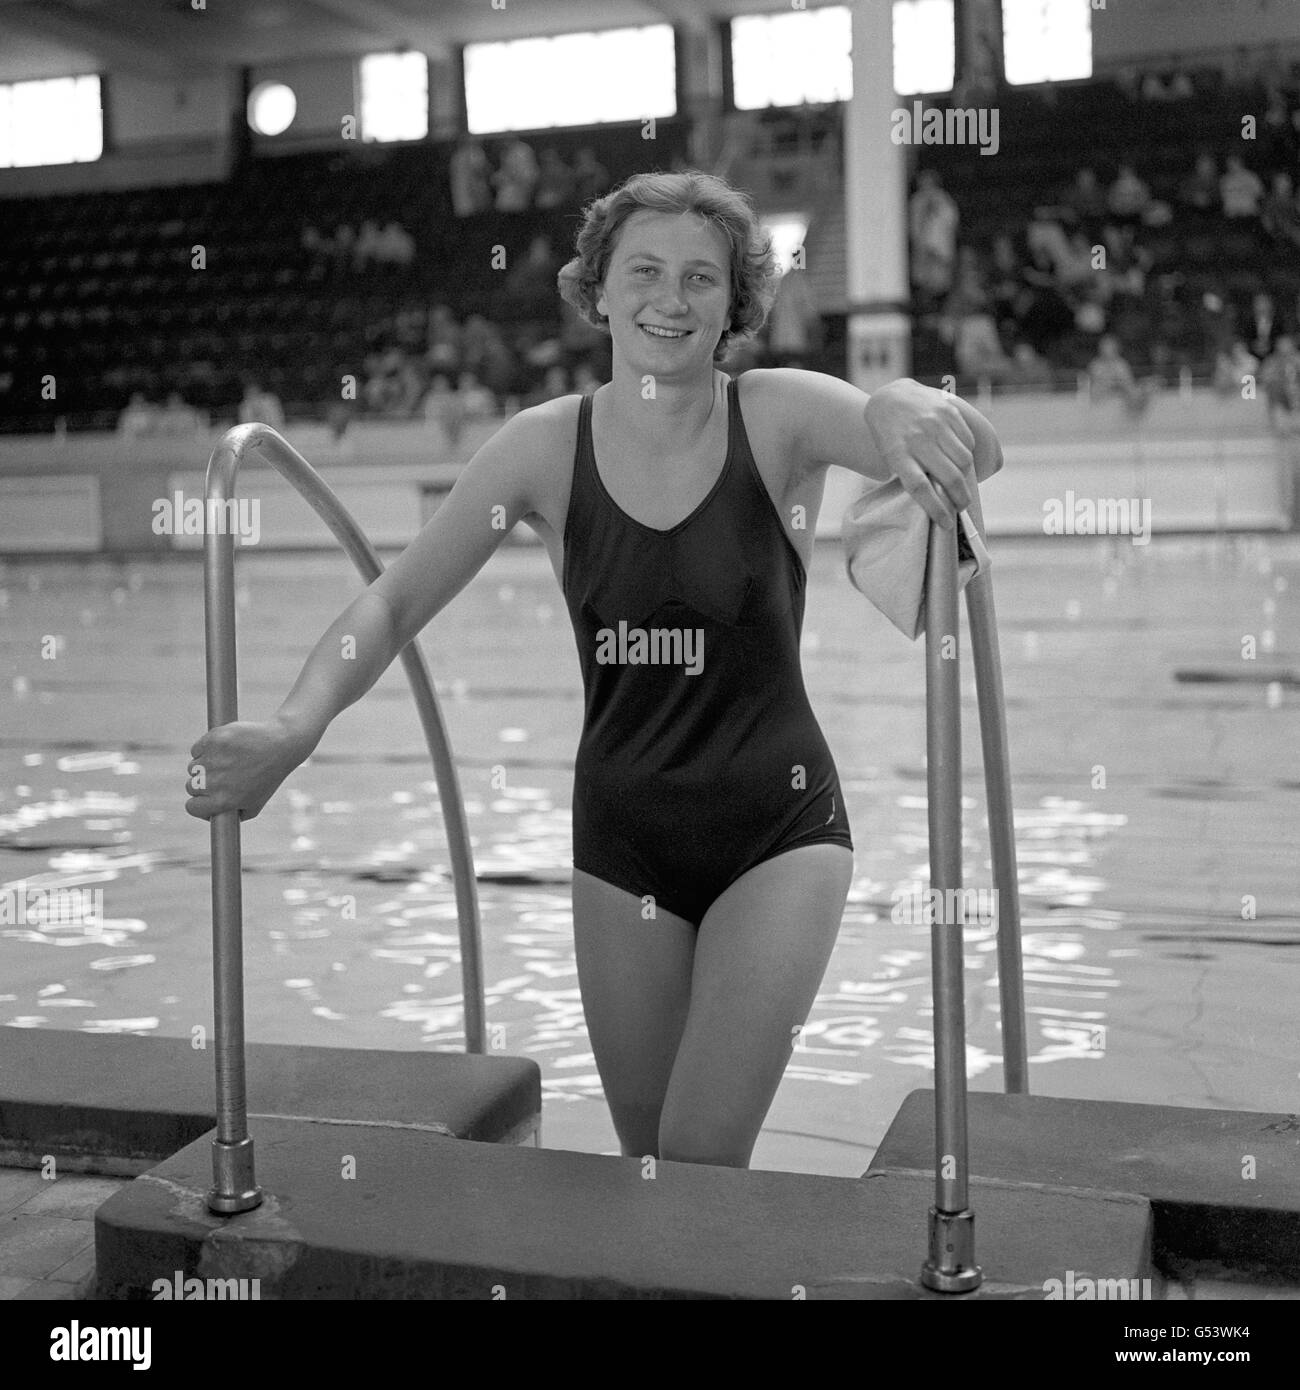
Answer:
[[560, 372, 853, 927]]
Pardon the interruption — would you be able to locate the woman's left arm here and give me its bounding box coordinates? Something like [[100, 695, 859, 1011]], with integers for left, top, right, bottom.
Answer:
[[770, 368, 1001, 529]]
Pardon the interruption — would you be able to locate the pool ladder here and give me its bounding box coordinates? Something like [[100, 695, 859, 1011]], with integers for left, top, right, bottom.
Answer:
[[199, 424, 485, 1216], [198, 424, 1029, 1300], [917, 484, 1029, 1292]]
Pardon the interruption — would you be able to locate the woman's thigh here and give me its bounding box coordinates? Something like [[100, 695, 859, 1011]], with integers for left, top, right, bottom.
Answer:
[[571, 868, 697, 1158], [658, 843, 853, 1168]]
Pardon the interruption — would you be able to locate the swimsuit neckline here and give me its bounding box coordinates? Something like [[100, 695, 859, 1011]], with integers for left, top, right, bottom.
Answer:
[[587, 378, 735, 538]]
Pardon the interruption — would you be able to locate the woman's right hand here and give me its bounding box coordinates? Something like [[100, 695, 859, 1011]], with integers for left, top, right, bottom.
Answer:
[[185, 716, 320, 822]]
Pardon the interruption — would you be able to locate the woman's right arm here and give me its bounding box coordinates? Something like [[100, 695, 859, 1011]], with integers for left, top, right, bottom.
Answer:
[[186, 404, 561, 821]]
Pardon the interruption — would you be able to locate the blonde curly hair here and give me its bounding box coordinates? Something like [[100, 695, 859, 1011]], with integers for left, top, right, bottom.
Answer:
[[557, 169, 780, 362]]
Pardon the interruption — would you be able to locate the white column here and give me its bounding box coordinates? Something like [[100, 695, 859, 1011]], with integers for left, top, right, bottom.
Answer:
[[844, 0, 912, 392]]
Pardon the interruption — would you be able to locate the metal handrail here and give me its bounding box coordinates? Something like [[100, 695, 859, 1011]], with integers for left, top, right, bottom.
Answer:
[[918, 497, 1028, 1293], [201, 422, 486, 1215]]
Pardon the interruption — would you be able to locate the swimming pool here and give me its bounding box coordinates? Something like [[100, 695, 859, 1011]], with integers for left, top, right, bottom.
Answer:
[[1, 533, 1296, 1176]]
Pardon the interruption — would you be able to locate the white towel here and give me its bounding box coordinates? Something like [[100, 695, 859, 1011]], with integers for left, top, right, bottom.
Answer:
[[842, 462, 998, 641]]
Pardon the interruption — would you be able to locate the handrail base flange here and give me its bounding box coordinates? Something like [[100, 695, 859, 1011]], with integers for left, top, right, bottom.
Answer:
[[920, 1207, 982, 1292], [207, 1136, 263, 1215]]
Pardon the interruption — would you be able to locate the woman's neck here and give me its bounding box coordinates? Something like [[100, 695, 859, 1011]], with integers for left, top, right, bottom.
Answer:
[[598, 364, 723, 451]]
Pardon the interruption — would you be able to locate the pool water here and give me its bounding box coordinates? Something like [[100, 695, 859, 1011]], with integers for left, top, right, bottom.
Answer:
[[1, 534, 1296, 1175]]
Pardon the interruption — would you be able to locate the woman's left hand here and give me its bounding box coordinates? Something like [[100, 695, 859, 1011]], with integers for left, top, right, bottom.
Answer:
[[864, 378, 976, 530]]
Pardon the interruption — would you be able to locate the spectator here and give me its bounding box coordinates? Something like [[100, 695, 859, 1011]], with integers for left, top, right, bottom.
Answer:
[[476, 329, 518, 407], [1025, 210, 1072, 277], [1246, 291, 1280, 360], [425, 304, 463, 376], [1102, 223, 1149, 300], [1199, 287, 1236, 358], [572, 360, 601, 395], [393, 302, 426, 352], [330, 224, 356, 271], [954, 310, 1015, 383], [456, 370, 496, 418], [1062, 167, 1107, 224], [1177, 153, 1220, 211], [117, 390, 159, 437], [1017, 248, 1076, 354], [1220, 154, 1264, 217], [1056, 232, 1096, 291], [353, 220, 385, 271], [506, 233, 561, 297], [362, 342, 411, 413], [989, 234, 1024, 335], [1213, 340, 1259, 396], [156, 392, 203, 435], [1261, 335, 1300, 526], [1261, 335, 1300, 427], [459, 314, 497, 376], [1140, 69, 1173, 102], [520, 322, 564, 371], [559, 298, 608, 360], [524, 364, 571, 409], [1107, 164, 1151, 220], [1074, 289, 1108, 337], [766, 268, 823, 368], [1261, 82, 1300, 168], [238, 380, 284, 429], [909, 170, 960, 296], [571, 146, 610, 203], [1088, 334, 1156, 415], [1262, 173, 1300, 250], [534, 147, 576, 209], [493, 137, 540, 212], [391, 354, 425, 416], [421, 375, 465, 449], [378, 222, 415, 267], [1167, 65, 1194, 100], [1010, 342, 1053, 388], [449, 137, 492, 217]]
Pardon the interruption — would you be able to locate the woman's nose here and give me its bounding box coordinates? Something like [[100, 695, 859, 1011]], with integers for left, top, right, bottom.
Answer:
[[653, 288, 689, 314]]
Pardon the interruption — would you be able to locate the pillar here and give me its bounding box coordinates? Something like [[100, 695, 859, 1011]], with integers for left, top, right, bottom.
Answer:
[[844, 0, 912, 392]]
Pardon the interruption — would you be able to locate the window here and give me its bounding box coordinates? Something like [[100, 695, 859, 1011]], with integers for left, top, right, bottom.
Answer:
[[464, 25, 675, 134], [763, 215, 809, 274], [1001, 0, 1092, 85], [731, 7, 852, 109], [731, 4, 953, 106], [893, 0, 955, 96], [0, 74, 102, 169], [360, 51, 429, 142]]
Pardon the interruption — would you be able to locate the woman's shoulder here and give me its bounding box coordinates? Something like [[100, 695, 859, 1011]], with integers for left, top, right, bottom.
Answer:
[[501, 392, 585, 459]]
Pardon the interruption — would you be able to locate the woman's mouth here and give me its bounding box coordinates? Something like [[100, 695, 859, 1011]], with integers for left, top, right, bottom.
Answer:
[[639, 324, 692, 339]]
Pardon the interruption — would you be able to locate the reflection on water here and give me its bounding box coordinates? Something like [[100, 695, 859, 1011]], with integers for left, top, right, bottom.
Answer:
[[1, 538, 1298, 1162]]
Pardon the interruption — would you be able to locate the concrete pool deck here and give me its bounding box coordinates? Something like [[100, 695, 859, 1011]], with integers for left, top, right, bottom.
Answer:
[[3, 1029, 1298, 1299]]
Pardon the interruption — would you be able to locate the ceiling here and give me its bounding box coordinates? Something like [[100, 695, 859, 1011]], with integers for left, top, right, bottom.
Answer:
[[0, 0, 825, 83]]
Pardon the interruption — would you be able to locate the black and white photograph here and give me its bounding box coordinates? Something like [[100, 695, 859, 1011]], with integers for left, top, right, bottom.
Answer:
[[0, 0, 1296, 1340]]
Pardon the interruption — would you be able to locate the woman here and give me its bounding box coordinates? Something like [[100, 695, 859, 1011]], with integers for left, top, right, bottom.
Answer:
[[186, 170, 996, 1169]]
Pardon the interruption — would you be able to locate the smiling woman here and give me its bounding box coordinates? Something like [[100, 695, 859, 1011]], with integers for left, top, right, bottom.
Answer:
[[185, 165, 993, 1172]]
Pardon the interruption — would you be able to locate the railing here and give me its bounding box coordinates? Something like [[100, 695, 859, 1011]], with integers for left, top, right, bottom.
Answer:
[[201, 422, 485, 1215], [919, 485, 1027, 1293]]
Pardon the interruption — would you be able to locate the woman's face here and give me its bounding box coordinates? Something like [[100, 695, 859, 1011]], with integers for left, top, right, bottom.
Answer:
[[596, 210, 733, 381]]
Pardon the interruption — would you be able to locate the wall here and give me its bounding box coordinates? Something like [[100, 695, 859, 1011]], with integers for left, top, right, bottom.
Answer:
[[0, 392, 1287, 554], [1092, 0, 1300, 66], [247, 56, 356, 148], [0, 68, 236, 198]]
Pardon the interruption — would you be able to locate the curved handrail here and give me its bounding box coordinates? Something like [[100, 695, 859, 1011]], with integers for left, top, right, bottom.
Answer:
[[918, 497, 1028, 1293], [202, 422, 486, 1215]]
